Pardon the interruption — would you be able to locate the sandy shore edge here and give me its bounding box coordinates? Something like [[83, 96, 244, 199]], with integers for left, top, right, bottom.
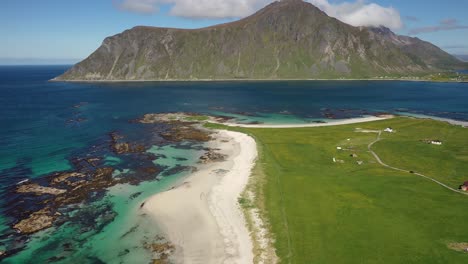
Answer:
[[217, 115, 467, 129], [141, 130, 257, 264], [218, 115, 392, 128]]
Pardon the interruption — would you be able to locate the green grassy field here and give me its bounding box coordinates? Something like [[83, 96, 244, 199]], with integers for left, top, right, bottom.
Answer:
[[207, 117, 468, 264]]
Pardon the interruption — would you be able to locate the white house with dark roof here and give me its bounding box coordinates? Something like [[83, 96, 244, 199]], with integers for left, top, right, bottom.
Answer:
[[384, 127, 394, 133]]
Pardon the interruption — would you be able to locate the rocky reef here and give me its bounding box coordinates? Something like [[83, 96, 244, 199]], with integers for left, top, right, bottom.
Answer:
[[13, 208, 56, 234], [17, 184, 66, 196], [1, 112, 219, 261]]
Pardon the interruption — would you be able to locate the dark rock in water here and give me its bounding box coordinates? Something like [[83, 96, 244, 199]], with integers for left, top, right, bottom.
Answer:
[[118, 249, 130, 257], [139, 167, 159, 174], [129, 192, 143, 200], [16, 184, 66, 196], [63, 243, 73, 251], [120, 225, 139, 239], [137, 113, 212, 142], [160, 126, 211, 142], [110, 132, 146, 154], [51, 172, 87, 185], [13, 208, 55, 234], [47, 256, 66, 263], [161, 166, 197, 177], [85, 158, 102, 167], [173, 157, 188, 161], [113, 142, 146, 154], [199, 149, 227, 164], [141, 153, 159, 161]]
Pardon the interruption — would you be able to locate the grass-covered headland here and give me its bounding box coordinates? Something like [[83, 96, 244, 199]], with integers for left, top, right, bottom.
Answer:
[[207, 117, 468, 263]]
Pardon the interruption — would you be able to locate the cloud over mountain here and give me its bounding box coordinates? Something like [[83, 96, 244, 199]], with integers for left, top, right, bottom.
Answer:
[[309, 0, 402, 30], [116, 0, 403, 29]]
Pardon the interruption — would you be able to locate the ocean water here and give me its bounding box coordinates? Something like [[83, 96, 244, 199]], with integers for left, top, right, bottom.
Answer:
[[1, 65, 468, 263]]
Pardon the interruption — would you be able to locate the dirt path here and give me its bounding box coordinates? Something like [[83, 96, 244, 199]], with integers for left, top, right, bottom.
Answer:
[[368, 131, 468, 196]]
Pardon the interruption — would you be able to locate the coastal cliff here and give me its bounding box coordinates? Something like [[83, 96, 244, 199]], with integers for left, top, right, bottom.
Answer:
[[56, 0, 466, 81]]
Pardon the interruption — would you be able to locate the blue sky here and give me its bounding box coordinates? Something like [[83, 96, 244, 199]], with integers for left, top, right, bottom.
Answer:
[[1, 0, 468, 64]]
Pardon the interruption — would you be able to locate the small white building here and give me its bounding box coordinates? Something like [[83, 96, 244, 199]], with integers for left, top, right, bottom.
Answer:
[[431, 140, 443, 145], [384, 127, 394, 133], [336, 147, 342, 150]]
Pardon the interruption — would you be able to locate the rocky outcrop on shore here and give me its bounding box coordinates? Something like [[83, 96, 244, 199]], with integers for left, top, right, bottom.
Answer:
[[138, 113, 221, 142], [199, 148, 227, 164]]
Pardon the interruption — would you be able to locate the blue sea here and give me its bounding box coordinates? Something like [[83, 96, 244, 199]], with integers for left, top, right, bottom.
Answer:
[[1, 65, 468, 263]]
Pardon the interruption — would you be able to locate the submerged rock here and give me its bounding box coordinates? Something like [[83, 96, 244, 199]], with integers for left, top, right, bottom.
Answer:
[[51, 172, 86, 185], [13, 208, 55, 234], [17, 184, 66, 196], [145, 240, 175, 264], [110, 132, 146, 154]]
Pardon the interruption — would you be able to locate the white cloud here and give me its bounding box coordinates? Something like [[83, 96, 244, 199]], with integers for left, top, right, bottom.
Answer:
[[117, 0, 403, 30], [309, 0, 403, 30]]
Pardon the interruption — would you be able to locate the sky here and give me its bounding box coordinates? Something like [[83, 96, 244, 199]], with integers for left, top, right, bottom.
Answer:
[[1, 0, 468, 65]]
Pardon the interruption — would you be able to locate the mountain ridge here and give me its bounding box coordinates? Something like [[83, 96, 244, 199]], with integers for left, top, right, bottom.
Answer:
[[56, 0, 466, 81]]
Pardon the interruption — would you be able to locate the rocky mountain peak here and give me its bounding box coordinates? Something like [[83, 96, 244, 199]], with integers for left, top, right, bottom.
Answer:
[[55, 0, 465, 81]]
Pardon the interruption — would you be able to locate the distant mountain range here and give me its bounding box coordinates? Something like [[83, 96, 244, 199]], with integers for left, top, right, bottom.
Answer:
[[56, 0, 467, 81]]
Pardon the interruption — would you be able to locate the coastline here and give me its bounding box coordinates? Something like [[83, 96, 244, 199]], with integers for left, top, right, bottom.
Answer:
[[215, 115, 467, 129], [138, 113, 465, 263], [218, 115, 393, 128], [141, 130, 258, 263], [50, 78, 468, 83]]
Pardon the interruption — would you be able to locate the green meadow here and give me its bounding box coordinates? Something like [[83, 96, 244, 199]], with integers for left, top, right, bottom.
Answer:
[[207, 117, 468, 263]]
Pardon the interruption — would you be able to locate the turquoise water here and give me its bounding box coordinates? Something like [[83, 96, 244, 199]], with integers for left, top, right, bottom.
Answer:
[[209, 111, 324, 124], [1, 65, 468, 262], [5, 145, 202, 263]]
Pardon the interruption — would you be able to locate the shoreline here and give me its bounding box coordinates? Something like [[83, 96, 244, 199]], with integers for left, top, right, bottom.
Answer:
[[215, 115, 468, 129], [141, 130, 258, 263], [218, 115, 393, 128], [50, 78, 468, 83], [138, 113, 465, 263]]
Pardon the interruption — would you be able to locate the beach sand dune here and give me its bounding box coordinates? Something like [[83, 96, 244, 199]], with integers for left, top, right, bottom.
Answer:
[[142, 131, 257, 264]]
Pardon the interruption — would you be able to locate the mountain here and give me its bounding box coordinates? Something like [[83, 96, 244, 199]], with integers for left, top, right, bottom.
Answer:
[[454, 55, 468, 62], [55, 0, 466, 81]]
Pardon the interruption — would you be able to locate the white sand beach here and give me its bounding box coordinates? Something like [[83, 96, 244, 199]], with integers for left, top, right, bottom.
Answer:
[[141, 130, 257, 264], [220, 115, 392, 128]]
